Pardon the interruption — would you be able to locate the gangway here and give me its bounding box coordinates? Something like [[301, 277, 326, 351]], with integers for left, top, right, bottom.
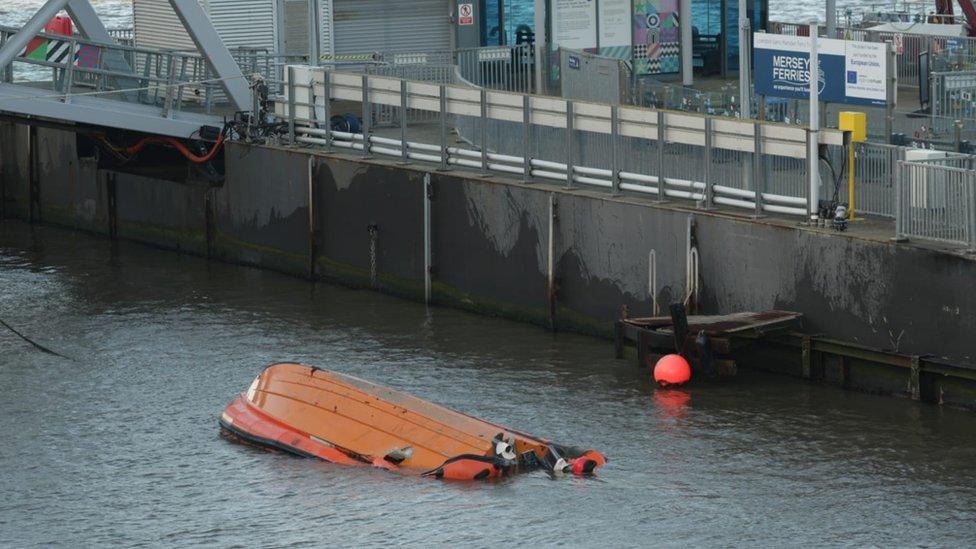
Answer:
[[0, 0, 251, 139]]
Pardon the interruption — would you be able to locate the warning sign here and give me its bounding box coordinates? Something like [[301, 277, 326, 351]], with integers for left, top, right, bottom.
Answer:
[[459, 3, 473, 26], [894, 33, 904, 55]]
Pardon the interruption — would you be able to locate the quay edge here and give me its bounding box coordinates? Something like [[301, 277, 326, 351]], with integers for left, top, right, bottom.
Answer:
[[2, 121, 975, 408]]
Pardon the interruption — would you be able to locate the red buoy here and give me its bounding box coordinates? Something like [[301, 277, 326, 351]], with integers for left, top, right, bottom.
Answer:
[[653, 354, 691, 387]]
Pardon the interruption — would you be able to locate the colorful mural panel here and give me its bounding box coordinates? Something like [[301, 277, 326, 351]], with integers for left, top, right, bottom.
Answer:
[[633, 0, 680, 75]]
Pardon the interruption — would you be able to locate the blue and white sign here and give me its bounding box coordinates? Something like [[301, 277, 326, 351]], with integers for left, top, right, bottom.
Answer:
[[754, 34, 888, 107]]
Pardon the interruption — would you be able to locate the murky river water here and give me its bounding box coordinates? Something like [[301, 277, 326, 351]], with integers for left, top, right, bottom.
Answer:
[[3, 0, 976, 545], [2, 221, 976, 546]]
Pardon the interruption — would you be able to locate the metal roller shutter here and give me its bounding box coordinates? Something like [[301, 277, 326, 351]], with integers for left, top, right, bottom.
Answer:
[[332, 0, 450, 54], [208, 0, 277, 50], [134, 0, 275, 52], [133, 0, 201, 52], [282, 0, 310, 56]]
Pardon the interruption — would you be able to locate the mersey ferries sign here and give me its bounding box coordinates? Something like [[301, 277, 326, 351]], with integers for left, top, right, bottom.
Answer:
[[754, 33, 889, 107]]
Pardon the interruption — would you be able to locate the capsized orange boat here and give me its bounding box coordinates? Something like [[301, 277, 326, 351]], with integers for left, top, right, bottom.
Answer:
[[219, 363, 606, 480]]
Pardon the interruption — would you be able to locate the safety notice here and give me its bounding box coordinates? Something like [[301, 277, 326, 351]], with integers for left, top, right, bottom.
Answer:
[[459, 3, 474, 26]]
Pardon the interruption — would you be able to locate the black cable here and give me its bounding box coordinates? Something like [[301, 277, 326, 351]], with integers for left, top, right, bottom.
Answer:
[[0, 317, 73, 360]]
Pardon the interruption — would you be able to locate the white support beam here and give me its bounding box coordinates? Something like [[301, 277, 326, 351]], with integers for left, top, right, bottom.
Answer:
[[168, 0, 251, 112]]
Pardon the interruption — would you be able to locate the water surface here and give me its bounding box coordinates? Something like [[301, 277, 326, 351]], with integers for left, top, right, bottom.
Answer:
[[2, 221, 975, 546]]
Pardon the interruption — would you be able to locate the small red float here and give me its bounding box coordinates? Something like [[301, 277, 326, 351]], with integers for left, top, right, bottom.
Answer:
[[653, 354, 691, 387]]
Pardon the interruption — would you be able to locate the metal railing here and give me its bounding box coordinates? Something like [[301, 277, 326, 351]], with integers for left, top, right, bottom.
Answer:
[[456, 44, 534, 94], [0, 24, 224, 114], [635, 79, 745, 117], [106, 28, 134, 45], [281, 66, 847, 219], [896, 161, 976, 248], [768, 21, 976, 90]]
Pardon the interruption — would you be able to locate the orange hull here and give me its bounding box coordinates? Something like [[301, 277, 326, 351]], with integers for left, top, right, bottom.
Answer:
[[219, 363, 605, 480]]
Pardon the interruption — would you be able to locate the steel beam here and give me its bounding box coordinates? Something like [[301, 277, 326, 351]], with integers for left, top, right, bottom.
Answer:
[[65, 0, 139, 100], [0, 83, 222, 138], [168, 0, 251, 112], [0, 0, 71, 70]]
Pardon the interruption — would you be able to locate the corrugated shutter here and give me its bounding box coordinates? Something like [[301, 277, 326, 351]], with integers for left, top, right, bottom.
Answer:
[[332, 0, 450, 54], [320, 0, 334, 55], [208, 0, 277, 50], [133, 0, 200, 52], [134, 0, 275, 51], [282, 0, 309, 56]]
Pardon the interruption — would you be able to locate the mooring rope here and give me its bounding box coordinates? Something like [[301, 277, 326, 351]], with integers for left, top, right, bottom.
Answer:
[[0, 317, 73, 360]]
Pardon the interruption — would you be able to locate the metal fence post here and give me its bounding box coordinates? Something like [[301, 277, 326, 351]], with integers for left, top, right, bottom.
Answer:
[[322, 69, 332, 151], [805, 129, 813, 221], [753, 120, 765, 217], [480, 87, 490, 176], [62, 38, 76, 103], [894, 153, 905, 239], [610, 105, 620, 196], [307, 72, 316, 129], [955, 120, 963, 153], [163, 55, 177, 119], [399, 79, 409, 164], [523, 93, 532, 183], [362, 73, 372, 158], [656, 110, 666, 202], [886, 42, 895, 144], [566, 100, 575, 188], [438, 84, 450, 171], [287, 65, 296, 144], [703, 116, 713, 209], [968, 170, 976, 251]]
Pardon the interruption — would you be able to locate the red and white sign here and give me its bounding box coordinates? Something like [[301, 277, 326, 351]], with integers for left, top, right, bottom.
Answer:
[[894, 33, 904, 55], [458, 3, 473, 26]]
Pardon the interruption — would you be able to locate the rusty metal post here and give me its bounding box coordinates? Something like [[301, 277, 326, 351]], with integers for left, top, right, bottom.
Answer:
[[801, 335, 812, 379], [909, 355, 921, 401]]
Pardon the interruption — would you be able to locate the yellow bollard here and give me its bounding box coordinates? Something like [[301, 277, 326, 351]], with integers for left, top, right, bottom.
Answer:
[[838, 112, 867, 221]]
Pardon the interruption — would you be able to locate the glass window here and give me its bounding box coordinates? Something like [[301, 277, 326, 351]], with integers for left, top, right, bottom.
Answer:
[[482, 0, 535, 46]]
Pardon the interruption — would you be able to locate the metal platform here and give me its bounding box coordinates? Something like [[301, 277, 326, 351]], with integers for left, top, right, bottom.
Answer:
[[614, 308, 805, 376], [0, 83, 223, 137], [0, 0, 249, 139]]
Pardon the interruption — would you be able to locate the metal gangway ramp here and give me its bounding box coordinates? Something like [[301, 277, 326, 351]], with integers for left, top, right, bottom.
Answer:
[[0, 0, 251, 138]]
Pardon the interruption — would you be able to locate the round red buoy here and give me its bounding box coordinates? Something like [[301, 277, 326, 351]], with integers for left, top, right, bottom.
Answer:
[[653, 354, 691, 387]]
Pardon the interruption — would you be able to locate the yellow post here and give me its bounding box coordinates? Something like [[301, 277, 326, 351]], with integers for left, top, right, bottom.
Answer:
[[848, 143, 856, 220], [838, 111, 867, 221]]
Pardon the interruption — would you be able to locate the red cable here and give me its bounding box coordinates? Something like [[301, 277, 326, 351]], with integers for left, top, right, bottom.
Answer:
[[125, 133, 225, 164]]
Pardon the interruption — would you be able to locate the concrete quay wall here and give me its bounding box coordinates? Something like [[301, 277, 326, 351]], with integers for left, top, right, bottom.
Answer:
[[2, 123, 974, 405]]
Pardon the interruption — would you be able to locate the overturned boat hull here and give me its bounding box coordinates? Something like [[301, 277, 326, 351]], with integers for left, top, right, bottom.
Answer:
[[219, 363, 605, 480]]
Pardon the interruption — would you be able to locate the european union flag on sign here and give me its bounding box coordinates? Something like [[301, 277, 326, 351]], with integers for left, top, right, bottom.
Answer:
[[847, 71, 857, 84]]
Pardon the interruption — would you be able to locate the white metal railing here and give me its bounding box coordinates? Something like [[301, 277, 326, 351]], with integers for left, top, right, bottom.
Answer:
[[896, 161, 976, 248], [279, 66, 847, 218]]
